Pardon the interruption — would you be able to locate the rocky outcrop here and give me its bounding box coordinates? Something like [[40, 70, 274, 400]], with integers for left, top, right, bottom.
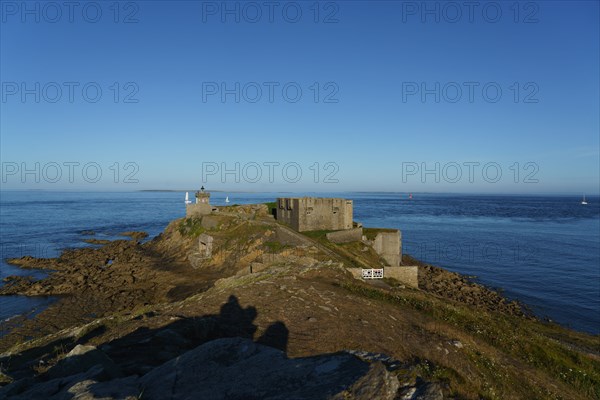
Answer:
[[415, 261, 527, 316], [1, 365, 140, 400], [83, 238, 112, 245], [46, 344, 122, 380], [1, 338, 439, 400], [119, 231, 149, 241], [141, 337, 389, 399]]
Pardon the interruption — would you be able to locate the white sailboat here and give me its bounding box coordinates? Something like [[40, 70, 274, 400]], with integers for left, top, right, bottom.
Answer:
[[581, 195, 588, 205], [225, 196, 230, 203], [184, 192, 192, 205]]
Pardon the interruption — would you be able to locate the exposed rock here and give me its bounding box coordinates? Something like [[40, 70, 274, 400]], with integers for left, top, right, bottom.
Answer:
[[332, 361, 399, 399], [140, 337, 397, 400], [63, 376, 140, 400], [1, 365, 106, 399], [414, 260, 529, 317], [1, 369, 140, 400], [119, 231, 148, 241], [413, 382, 445, 400], [83, 238, 112, 245], [1, 276, 34, 286], [46, 344, 122, 380], [154, 328, 191, 348], [1, 338, 417, 399]]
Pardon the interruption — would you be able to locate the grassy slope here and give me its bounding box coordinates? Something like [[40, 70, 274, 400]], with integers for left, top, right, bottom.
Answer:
[[301, 227, 600, 399]]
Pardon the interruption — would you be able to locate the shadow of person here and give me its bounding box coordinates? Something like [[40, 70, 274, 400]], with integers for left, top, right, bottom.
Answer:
[[3, 294, 292, 396], [215, 295, 258, 339], [257, 321, 289, 353], [217, 296, 289, 354]]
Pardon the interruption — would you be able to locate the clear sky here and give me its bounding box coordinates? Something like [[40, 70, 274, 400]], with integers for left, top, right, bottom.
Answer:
[[1, 0, 599, 194]]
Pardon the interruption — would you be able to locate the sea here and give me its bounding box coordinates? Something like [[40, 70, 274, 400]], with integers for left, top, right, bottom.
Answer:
[[1, 191, 598, 335]]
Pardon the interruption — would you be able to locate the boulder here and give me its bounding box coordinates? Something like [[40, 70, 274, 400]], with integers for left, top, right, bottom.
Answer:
[[1, 338, 441, 400], [1, 365, 138, 400], [332, 361, 399, 399], [1, 365, 106, 399], [140, 337, 399, 400], [46, 345, 122, 380], [64, 375, 140, 400]]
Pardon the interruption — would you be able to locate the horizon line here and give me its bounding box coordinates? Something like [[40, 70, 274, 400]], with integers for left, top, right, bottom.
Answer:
[[1, 189, 599, 197]]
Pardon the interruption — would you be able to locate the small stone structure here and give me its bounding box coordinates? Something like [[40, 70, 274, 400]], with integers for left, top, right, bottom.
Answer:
[[276, 197, 353, 232], [198, 233, 213, 258], [186, 186, 215, 217], [384, 266, 418, 287], [370, 231, 402, 267], [187, 233, 214, 269]]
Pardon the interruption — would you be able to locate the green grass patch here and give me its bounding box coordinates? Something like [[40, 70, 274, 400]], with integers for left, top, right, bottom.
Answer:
[[412, 359, 465, 389], [340, 281, 600, 398], [178, 218, 205, 237], [263, 241, 290, 253], [339, 282, 433, 312]]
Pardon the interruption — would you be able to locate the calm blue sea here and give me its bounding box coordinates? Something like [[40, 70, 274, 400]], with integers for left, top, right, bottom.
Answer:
[[1, 191, 599, 335]]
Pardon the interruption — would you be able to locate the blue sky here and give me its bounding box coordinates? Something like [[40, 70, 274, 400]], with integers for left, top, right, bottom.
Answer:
[[1, 0, 599, 193]]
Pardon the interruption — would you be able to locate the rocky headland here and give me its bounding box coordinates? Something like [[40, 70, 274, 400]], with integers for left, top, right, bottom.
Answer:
[[0, 204, 598, 399]]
